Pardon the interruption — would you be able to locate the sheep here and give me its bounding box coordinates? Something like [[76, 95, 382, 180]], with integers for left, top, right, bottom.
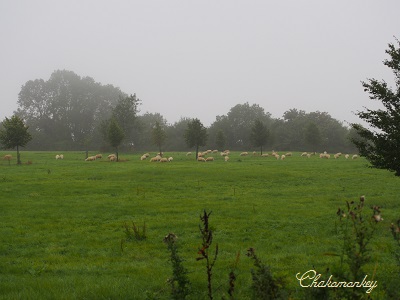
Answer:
[[335, 152, 342, 157], [150, 157, 159, 162], [224, 156, 229, 162], [206, 157, 214, 162], [198, 157, 206, 162], [307, 153, 312, 158], [109, 155, 117, 162], [160, 157, 168, 163], [240, 152, 248, 156], [253, 151, 257, 156], [352, 155, 359, 159], [261, 153, 269, 157], [108, 154, 116, 160], [55, 155, 60, 160], [95, 154, 102, 159], [221, 152, 228, 156], [345, 154, 350, 159], [275, 154, 280, 160], [140, 155, 147, 161], [186, 152, 192, 156], [334, 154, 340, 159], [212, 150, 218, 153], [85, 156, 96, 161], [281, 155, 286, 160], [143, 153, 150, 158], [3, 154, 12, 160], [206, 150, 212, 153], [168, 157, 173, 162], [301, 152, 308, 157], [285, 152, 292, 157]]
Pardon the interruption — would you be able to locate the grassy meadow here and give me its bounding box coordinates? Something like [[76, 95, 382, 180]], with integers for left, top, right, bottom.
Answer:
[[0, 150, 399, 299]]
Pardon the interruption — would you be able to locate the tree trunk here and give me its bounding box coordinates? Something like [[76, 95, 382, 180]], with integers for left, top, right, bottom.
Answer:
[[17, 145, 21, 165]]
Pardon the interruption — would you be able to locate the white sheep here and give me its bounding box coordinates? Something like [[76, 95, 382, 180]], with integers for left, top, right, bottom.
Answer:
[[240, 152, 248, 156], [95, 154, 102, 159], [285, 152, 292, 157], [85, 156, 96, 161], [352, 155, 359, 159], [168, 157, 173, 162], [186, 152, 192, 156], [301, 152, 308, 157], [261, 153, 269, 157], [160, 157, 168, 163], [55, 155, 60, 160], [345, 154, 349, 159], [281, 155, 286, 160], [140, 155, 147, 161], [206, 157, 214, 162], [224, 156, 229, 162], [198, 157, 206, 162], [212, 150, 218, 153], [3, 154, 12, 160]]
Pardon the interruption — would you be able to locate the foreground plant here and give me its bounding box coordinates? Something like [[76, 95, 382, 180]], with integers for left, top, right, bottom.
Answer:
[[196, 210, 218, 300], [246, 247, 287, 300], [163, 233, 191, 300], [334, 195, 382, 298], [124, 221, 147, 241]]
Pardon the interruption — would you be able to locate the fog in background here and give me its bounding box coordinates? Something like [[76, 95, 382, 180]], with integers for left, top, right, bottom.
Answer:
[[1, 1, 399, 126]]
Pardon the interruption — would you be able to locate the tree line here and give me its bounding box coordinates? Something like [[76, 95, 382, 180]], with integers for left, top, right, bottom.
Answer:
[[2, 69, 360, 154]]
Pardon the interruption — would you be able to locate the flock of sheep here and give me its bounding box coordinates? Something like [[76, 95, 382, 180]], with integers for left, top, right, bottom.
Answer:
[[1, 151, 359, 164]]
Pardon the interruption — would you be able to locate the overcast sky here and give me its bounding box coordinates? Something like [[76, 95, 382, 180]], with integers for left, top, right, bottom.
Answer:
[[1, 1, 399, 126]]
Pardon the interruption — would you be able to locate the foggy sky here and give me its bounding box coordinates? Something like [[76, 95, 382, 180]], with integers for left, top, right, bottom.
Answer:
[[1, 1, 399, 127]]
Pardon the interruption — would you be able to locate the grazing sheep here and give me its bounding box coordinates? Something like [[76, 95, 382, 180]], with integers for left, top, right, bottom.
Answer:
[[275, 154, 280, 160], [55, 155, 60, 160], [221, 152, 228, 156], [261, 153, 269, 157], [307, 153, 312, 158], [140, 155, 147, 161], [334, 154, 340, 159], [198, 152, 204, 157], [253, 151, 257, 156], [281, 155, 286, 160], [301, 152, 308, 157], [224, 156, 229, 162], [285, 152, 292, 157], [352, 155, 359, 159], [143, 153, 150, 158], [186, 152, 192, 156], [95, 154, 102, 159], [345, 154, 349, 159], [108, 154, 116, 159], [168, 157, 173, 162], [150, 157, 159, 162], [240, 152, 248, 156], [85, 156, 96, 161], [3, 154, 12, 160], [160, 157, 168, 163], [206, 157, 214, 161], [109, 155, 117, 162], [198, 157, 206, 162], [212, 150, 218, 153]]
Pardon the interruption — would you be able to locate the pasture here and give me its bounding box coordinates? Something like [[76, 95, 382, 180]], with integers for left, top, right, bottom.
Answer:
[[0, 151, 399, 299]]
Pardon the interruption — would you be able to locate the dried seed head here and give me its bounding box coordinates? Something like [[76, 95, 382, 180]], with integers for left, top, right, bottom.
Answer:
[[360, 195, 365, 202]]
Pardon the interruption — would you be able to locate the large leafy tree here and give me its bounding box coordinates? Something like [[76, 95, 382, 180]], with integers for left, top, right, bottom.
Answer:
[[152, 121, 166, 155], [0, 115, 32, 164], [304, 122, 321, 152], [17, 70, 124, 150], [351, 38, 400, 176], [107, 118, 125, 162], [112, 94, 141, 146], [184, 118, 208, 159], [250, 119, 269, 155]]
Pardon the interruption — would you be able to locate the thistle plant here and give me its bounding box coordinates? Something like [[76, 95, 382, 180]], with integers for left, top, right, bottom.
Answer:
[[163, 233, 191, 300], [246, 247, 286, 300], [196, 210, 218, 300]]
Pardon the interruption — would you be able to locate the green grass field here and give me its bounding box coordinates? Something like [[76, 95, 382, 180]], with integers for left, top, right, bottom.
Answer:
[[1, 151, 399, 299]]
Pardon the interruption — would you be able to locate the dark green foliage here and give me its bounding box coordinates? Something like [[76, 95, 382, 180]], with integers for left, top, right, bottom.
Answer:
[[163, 233, 191, 300], [246, 247, 287, 300], [107, 118, 124, 161], [112, 94, 141, 144], [351, 38, 400, 176], [0, 115, 32, 164], [215, 129, 226, 150], [152, 121, 166, 154], [304, 122, 322, 152], [250, 119, 269, 155], [184, 118, 208, 159]]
